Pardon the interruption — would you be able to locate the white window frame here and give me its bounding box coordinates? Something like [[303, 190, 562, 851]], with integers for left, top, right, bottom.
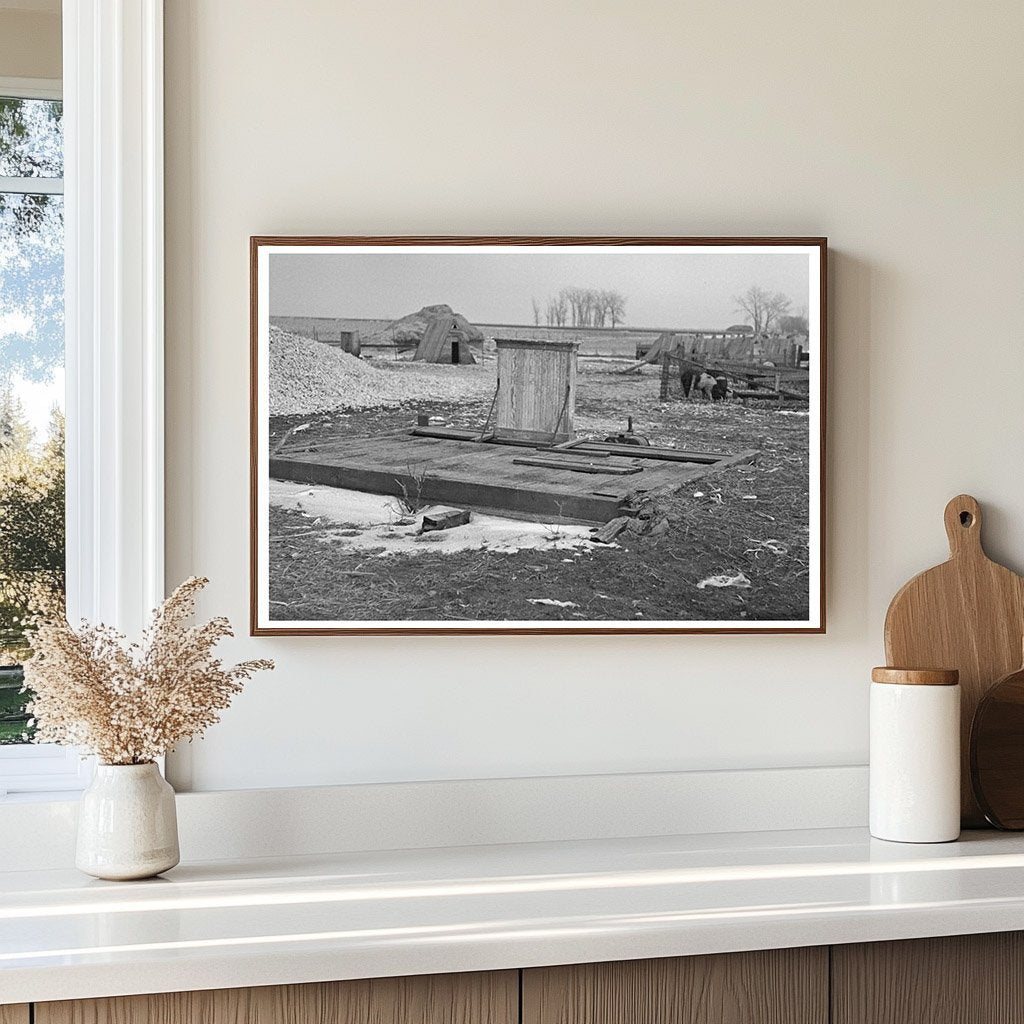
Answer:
[[0, 77, 64, 194], [0, 77, 61, 102], [0, 0, 165, 797]]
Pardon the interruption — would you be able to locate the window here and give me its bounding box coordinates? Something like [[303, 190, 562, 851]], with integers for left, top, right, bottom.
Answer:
[[0, 79, 83, 795], [0, 6, 166, 798]]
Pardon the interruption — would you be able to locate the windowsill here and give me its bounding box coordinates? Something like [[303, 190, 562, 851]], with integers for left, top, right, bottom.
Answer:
[[0, 789, 84, 804], [0, 745, 95, 799], [4, 826, 1024, 1004]]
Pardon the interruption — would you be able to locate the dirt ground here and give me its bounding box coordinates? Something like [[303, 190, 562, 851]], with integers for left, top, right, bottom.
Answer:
[[268, 360, 812, 624]]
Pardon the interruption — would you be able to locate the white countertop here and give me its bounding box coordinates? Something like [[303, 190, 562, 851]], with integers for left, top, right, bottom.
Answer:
[[4, 826, 1024, 1004]]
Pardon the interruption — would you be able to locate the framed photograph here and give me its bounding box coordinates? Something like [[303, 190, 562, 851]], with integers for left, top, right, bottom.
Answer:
[[251, 236, 826, 635]]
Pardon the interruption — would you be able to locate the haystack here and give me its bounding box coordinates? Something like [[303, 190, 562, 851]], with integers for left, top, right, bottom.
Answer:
[[388, 304, 481, 364]]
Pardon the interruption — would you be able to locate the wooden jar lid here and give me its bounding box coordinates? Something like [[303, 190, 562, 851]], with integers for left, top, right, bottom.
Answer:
[[871, 667, 960, 686]]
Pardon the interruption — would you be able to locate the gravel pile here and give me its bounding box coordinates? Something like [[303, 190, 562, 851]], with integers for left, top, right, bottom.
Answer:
[[269, 326, 492, 415]]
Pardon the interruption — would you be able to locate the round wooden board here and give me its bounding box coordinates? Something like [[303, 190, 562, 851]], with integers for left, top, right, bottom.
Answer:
[[971, 664, 1024, 829]]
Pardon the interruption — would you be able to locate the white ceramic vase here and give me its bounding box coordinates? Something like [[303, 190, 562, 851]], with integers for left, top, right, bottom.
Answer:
[[76, 762, 180, 880]]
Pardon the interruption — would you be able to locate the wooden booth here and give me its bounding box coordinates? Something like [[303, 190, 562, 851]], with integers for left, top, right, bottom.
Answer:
[[494, 338, 578, 445]]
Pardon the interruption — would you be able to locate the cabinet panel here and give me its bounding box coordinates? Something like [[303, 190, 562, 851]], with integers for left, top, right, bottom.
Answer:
[[832, 932, 1024, 1024], [0, 1007, 29, 1024], [36, 971, 517, 1024], [522, 948, 828, 1024]]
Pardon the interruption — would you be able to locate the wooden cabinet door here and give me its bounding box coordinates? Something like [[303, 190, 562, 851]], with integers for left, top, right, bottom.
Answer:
[[0, 1007, 29, 1024], [35, 971, 517, 1024], [523, 948, 828, 1024], [832, 932, 1024, 1024]]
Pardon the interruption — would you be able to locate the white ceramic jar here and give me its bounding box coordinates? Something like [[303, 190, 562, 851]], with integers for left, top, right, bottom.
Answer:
[[870, 667, 961, 843], [76, 762, 180, 880]]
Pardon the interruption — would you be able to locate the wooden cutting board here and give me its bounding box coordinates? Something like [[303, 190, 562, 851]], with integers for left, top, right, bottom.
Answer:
[[884, 494, 1024, 826]]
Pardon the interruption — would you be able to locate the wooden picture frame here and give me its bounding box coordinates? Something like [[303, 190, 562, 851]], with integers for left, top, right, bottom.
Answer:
[[251, 236, 827, 635]]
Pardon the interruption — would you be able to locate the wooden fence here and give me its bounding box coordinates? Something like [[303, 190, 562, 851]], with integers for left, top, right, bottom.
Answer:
[[660, 353, 809, 404]]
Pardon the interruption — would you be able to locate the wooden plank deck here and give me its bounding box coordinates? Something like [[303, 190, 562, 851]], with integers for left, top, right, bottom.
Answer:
[[271, 431, 758, 523]]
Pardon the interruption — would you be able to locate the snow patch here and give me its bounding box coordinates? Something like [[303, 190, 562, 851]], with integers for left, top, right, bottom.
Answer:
[[270, 480, 599, 556]]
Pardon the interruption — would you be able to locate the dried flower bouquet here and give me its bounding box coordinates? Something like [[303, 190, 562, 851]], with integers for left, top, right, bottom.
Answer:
[[23, 577, 273, 765]]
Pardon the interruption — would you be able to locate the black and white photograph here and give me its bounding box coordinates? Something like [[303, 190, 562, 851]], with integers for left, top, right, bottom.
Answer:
[[251, 238, 825, 634]]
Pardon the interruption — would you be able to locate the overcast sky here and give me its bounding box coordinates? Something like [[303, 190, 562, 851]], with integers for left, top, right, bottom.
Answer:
[[269, 250, 810, 330]]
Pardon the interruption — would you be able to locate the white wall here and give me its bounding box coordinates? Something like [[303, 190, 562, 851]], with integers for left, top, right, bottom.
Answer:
[[164, 0, 1024, 792]]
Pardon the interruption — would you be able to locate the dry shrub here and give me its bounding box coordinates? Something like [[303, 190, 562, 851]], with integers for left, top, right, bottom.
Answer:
[[23, 576, 273, 765]]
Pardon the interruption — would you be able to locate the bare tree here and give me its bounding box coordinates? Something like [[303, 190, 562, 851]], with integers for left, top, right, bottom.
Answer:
[[541, 286, 626, 328], [531, 297, 541, 326], [600, 289, 626, 328], [545, 294, 563, 326], [562, 287, 577, 326], [563, 286, 583, 327], [734, 285, 792, 336]]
